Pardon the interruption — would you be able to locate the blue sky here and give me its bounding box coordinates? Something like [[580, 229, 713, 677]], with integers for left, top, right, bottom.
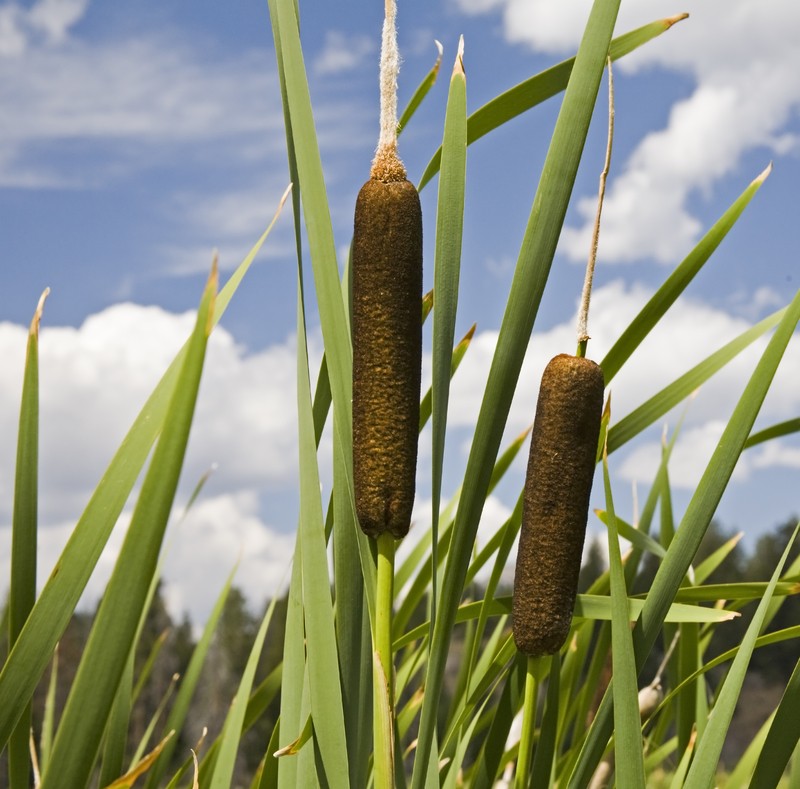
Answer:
[[1, 0, 799, 622]]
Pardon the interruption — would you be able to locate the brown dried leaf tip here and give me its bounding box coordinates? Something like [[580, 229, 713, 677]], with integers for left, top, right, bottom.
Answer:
[[512, 354, 605, 657], [352, 176, 423, 539]]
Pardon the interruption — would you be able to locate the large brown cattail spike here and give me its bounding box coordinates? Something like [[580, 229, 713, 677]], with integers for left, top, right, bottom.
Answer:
[[512, 354, 604, 657], [351, 0, 422, 540], [352, 163, 423, 539]]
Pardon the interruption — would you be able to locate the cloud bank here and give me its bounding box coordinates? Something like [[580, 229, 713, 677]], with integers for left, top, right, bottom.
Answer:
[[454, 0, 800, 264], [1, 282, 797, 621]]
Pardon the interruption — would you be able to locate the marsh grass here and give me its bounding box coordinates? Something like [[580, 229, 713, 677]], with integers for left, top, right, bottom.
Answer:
[[2, 2, 800, 787]]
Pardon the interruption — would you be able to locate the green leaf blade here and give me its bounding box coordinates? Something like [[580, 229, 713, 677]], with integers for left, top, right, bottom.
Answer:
[[39, 269, 217, 789], [8, 291, 46, 789]]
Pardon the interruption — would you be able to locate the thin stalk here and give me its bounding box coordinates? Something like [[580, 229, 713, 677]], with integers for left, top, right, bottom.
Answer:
[[516, 657, 542, 789], [576, 58, 614, 359], [374, 532, 396, 788]]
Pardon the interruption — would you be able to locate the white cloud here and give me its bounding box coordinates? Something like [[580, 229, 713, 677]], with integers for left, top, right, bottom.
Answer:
[[2, 282, 797, 621], [0, 303, 302, 524], [27, 0, 89, 44], [159, 184, 296, 276], [0, 491, 296, 626], [751, 442, 800, 471], [0, 36, 284, 187], [727, 286, 785, 321], [0, 6, 27, 57], [443, 280, 800, 473], [618, 420, 730, 490], [453, 0, 800, 264], [313, 30, 375, 76], [162, 491, 295, 625], [0, 0, 88, 57], [0, 302, 306, 620]]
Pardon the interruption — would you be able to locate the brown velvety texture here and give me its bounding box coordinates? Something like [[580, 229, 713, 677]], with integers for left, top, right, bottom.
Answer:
[[512, 354, 604, 657], [352, 177, 423, 539]]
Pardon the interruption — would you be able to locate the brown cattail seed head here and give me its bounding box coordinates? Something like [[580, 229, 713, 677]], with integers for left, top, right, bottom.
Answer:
[[512, 354, 604, 657], [352, 174, 422, 539]]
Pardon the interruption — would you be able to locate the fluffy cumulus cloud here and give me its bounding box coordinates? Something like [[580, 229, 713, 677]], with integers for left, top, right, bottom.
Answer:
[[2, 284, 798, 622], [0, 303, 302, 621], [161, 491, 296, 627], [439, 280, 800, 489], [454, 0, 800, 264]]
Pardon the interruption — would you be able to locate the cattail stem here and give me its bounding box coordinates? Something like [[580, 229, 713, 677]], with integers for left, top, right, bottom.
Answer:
[[577, 57, 614, 358], [516, 657, 542, 789], [373, 532, 396, 788]]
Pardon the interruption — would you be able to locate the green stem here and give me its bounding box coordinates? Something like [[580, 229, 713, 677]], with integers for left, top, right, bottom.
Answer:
[[516, 656, 541, 789], [374, 532, 396, 788]]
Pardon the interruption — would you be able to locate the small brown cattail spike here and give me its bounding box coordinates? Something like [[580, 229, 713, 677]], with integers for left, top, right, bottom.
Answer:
[[512, 354, 604, 657], [352, 167, 423, 539]]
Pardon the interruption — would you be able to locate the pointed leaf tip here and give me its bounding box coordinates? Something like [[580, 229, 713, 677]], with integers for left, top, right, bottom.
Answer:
[[754, 162, 773, 185], [453, 35, 465, 77], [434, 39, 444, 68], [665, 13, 689, 28], [202, 254, 219, 334], [31, 286, 51, 336], [516, 423, 534, 444], [190, 749, 200, 789]]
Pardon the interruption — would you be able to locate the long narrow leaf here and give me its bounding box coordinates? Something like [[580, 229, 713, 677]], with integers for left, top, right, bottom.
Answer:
[[530, 653, 561, 788], [332, 438, 371, 788], [276, 530, 305, 788], [268, 0, 377, 625], [394, 595, 732, 650], [745, 417, 800, 449], [7, 289, 46, 789], [430, 40, 468, 633], [102, 564, 166, 784], [40, 266, 217, 789], [39, 645, 58, 774], [410, 5, 621, 781], [397, 41, 443, 135], [128, 672, 179, 771], [750, 657, 800, 788], [604, 450, 646, 787], [99, 654, 134, 786], [295, 273, 349, 786]]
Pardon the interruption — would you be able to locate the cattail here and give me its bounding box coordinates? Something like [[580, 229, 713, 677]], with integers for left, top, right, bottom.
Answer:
[[512, 353, 604, 657], [352, 145, 423, 539]]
